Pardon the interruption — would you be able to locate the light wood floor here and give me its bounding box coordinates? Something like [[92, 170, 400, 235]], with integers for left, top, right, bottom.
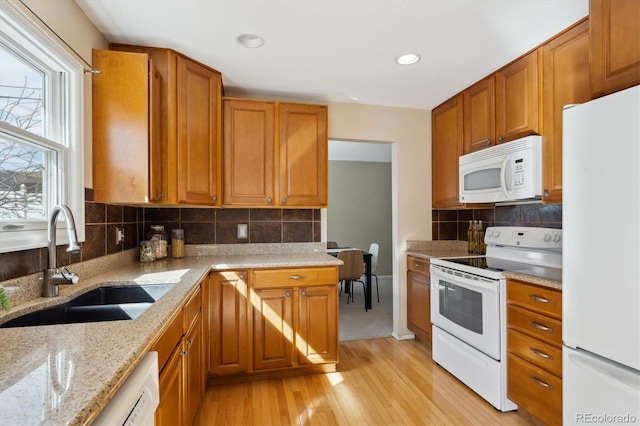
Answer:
[[196, 338, 535, 425]]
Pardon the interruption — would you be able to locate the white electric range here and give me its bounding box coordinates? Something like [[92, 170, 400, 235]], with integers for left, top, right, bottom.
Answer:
[[429, 226, 562, 411]]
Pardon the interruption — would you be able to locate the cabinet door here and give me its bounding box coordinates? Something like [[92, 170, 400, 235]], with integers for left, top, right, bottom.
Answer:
[[407, 271, 431, 343], [252, 287, 294, 370], [156, 343, 184, 426], [297, 285, 338, 365], [184, 312, 203, 426], [223, 99, 276, 206], [278, 103, 328, 207], [432, 94, 463, 208], [92, 49, 162, 203], [177, 55, 222, 205], [463, 75, 496, 153], [590, 0, 640, 97], [496, 50, 540, 143], [209, 271, 248, 375], [541, 20, 590, 204]]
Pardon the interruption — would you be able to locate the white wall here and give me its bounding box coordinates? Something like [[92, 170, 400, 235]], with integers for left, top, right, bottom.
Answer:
[[326, 102, 431, 338]]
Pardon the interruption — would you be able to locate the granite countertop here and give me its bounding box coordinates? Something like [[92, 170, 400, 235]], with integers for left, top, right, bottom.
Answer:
[[405, 239, 562, 290], [0, 249, 341, 426]]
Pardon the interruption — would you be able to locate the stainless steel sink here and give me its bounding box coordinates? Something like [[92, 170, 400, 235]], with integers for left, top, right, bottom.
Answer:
[[0, 284, 174, 328]]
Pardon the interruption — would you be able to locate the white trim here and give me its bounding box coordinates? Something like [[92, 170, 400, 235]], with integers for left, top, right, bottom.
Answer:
[[392, 332, 416, 341]]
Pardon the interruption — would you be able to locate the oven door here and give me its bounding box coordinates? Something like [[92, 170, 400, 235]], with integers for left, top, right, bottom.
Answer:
[[430, 264, 501, 360]]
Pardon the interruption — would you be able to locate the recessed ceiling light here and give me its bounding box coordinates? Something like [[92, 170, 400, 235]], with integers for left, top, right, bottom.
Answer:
[[236, 33, 265, 48], [396, 53, 420, 65]]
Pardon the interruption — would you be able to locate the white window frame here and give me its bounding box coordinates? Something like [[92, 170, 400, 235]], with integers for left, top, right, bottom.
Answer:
[[0, 1, 84, 253]]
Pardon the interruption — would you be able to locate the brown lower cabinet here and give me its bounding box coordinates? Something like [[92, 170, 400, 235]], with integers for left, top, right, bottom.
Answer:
[[153, 285, 203, 426], [506, 279, 562, 425], [210, 266, 339, 376], [406, 256, 431, 344]]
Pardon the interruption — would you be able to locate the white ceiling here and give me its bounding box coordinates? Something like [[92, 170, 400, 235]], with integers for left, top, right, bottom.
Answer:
[[74, 0, 588, 110]]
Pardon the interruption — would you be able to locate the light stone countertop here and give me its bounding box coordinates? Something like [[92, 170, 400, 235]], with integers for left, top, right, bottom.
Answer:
[[0, 249, 341, 426]]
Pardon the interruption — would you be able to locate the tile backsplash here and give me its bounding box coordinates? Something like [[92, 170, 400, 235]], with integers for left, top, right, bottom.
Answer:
[[432, 203, 562, 241], [0, 189, 321, 282]]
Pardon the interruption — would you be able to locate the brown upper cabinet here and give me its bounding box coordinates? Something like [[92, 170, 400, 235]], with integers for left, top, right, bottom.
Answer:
[[92, 49, 162, 204], [495, 50, 541, 144], [590, 0, 640, 98], [223, 99, 328, 208], [223, 99, 276, 206], [432, 94, 463, 208], [541, 19, 591, 204], [463, 75, 496, 153], [176, 56, 222, 205], [100, 44, 223, 206], [462, 51, 541, 155]]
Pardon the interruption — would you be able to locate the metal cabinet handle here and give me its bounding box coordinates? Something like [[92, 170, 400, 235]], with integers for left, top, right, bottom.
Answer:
[[529, 321, 552, 332], [543, 190, 549, 199], [530, 375, 553, 389], [186, 339, 194, 346], [182, 350, 188, 356], [414, 263, 424, 268], [267, 197, 273, 203], [281, 198, 286, 203], [497, 135, 503, 142], [287, 275, 306, 280], [239, 274, 244, 280], [301, 290, 307, 296], [529, 346, 553, 360], [212, 195, 218, 201], [285, 292, 291, 297], [528, 294, 551, 304]]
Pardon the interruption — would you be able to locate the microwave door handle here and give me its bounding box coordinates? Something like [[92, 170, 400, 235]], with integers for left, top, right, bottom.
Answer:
[[500, 156, 510, 199]]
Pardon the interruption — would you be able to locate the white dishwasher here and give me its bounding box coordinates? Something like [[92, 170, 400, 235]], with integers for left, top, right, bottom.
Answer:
[[93, 351, 160, 426]]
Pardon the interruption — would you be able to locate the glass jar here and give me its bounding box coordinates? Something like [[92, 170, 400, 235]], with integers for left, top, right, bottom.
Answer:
[[140, 240, 155, 262], [147, 225, 168, 259], [171, 228, 185, 258]]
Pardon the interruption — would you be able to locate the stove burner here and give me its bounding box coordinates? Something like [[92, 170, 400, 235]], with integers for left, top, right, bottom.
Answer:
[[442, 256, 505, 272]]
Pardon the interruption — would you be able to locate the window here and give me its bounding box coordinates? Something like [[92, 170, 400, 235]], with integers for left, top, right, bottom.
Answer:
[[0, 2, 84, 253]]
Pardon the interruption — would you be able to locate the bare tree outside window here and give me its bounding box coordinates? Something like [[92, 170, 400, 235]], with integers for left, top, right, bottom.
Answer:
[[0, 47, 47, 220]]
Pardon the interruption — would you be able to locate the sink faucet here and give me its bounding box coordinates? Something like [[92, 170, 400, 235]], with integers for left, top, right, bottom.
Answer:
[[43, 204, 82, 297]]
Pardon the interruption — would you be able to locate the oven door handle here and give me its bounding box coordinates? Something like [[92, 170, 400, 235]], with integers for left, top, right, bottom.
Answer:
[[431, 267, 499, 293]]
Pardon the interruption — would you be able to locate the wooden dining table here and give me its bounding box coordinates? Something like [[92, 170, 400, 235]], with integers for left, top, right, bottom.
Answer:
[[327, 247, 373, 310]]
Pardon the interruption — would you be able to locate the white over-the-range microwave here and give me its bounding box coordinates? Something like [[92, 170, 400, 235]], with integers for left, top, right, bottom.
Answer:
[[459, 135, 542, 203]]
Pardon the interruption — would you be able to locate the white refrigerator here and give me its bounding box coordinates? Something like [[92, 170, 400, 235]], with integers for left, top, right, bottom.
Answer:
[[563, 85, 640, 425]]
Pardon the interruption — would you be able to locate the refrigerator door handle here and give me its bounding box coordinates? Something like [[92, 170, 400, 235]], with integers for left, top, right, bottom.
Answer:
[[568, 352, 640, 394]]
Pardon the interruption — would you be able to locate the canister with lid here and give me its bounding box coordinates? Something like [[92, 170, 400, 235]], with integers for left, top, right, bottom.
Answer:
[[147, 225, 168, 259], [171, 229, 185, 258]]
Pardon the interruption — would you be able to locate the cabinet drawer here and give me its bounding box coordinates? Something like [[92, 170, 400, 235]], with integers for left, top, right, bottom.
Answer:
[[507, 305, 562, 347], [153, 310, 184, 372], [407, 256, 430, 276], [252, 267, 337, 289], [184, 285, 202, 332], [507, 329, 562, 377], [507, 280, 561, 319], [507, 353, 562, 426]]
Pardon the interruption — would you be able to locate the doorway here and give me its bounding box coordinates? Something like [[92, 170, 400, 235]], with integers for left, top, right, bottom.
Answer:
[[327, 139, 393, 340]]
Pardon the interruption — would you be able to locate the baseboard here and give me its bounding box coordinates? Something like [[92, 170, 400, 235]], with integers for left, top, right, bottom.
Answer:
[[392, 331, 416, 340]]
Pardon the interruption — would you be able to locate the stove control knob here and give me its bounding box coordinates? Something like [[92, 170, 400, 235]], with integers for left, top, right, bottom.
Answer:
[[493, 230, 500, 238], [553, 234, 561, 243], [487, 230, 494, 238], [543, 234, 552, 242]]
